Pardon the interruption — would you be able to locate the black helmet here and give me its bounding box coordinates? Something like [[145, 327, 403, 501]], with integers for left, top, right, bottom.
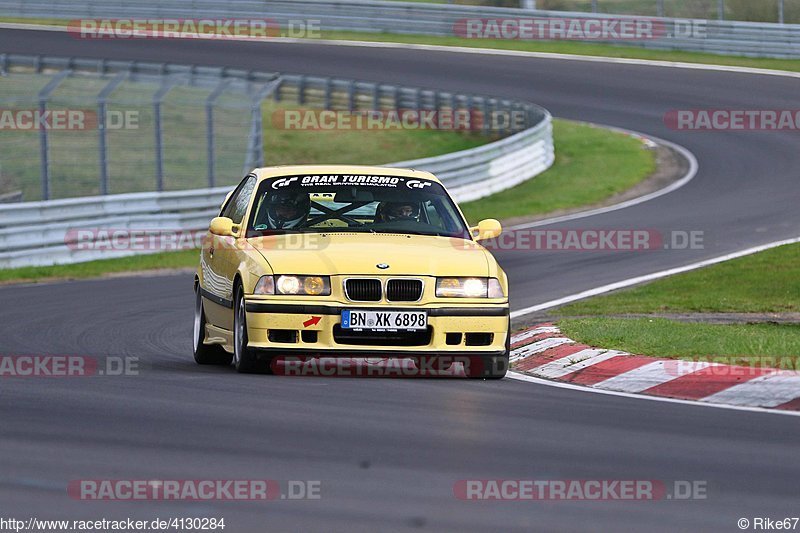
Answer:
[[377, 201, 421, 223], [266, 191, 310, 229]]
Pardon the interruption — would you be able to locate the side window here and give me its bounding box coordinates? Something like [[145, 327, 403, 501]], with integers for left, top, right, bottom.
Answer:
[[221, 175, 257, 225]]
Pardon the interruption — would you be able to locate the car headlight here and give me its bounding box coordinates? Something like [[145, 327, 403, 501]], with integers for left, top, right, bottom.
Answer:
[[276, 275, 331, 296], [254, 275, 275, 295], [488, 278, 504, 298], [436, 277, 504, 298]]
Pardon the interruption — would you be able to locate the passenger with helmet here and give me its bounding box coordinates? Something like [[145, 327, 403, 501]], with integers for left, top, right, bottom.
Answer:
[[375, 201, 421, 224], [264, 190, 310, 229]]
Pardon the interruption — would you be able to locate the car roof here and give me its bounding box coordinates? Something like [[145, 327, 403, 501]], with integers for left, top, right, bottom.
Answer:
[[250, 165, 441, 184]]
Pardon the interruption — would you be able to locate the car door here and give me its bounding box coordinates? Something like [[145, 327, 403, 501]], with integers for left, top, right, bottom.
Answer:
[[201, 175, 257, 330]]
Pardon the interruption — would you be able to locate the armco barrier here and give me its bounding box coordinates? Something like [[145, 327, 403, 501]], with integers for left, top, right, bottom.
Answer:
[[0, 55, 554, 269], [0, 120, 553, 268], [1, 0, 800, 58]]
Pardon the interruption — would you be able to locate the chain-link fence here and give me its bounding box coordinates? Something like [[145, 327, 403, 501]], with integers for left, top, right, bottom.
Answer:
[[0, 58, 275, 201], [0, 55, 545, 203]]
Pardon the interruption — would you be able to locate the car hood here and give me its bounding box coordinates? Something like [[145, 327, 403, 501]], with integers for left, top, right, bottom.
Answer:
[[248, 233, 492, 276]]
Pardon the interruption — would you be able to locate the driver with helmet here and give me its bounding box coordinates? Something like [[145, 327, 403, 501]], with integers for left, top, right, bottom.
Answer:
[[375, 201, 421, 223], [265, 190, 310, 229]]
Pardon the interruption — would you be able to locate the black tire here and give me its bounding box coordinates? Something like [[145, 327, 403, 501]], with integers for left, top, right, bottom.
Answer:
[[193, 287, 233, 365], [233, 285, 272, 374]]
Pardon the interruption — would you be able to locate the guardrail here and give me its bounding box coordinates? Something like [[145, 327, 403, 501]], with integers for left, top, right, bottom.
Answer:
[[0, 54, 553, 268], [1, 0, 800, 58]]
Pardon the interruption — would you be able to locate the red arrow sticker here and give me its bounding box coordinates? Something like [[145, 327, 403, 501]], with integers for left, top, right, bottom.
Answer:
[[303, 316, 321, 328]]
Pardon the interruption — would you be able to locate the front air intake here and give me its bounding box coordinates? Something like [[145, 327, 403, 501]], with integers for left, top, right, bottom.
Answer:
[[344, 279, 382, 302], [386, 279, 423, 302]]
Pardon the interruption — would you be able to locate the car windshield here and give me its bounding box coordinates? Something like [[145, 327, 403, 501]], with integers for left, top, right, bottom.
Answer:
[[246, 174, 471, 239]]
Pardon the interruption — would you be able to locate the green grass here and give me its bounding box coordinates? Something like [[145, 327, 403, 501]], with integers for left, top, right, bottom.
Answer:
[[0, 119, 654, 283], [555, 243, 800, 366], [0, 249, 200, 284], [459, 119, 654, 224], [559, 243, 800, 315], [262, 104, 487, 166], [4, 17, 800, 73], [559, 317, 800, 365]]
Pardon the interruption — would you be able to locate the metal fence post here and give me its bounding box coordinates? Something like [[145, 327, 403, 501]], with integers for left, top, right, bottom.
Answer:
[[481, 98, 490, 136], [465, 95, 474, 132], [297, 75, 306, 105], [348, 81, 356, 112], [153, 76, 180, 192], [372, 84, 380, 110], [37, 69, 71, 201], [433, 91, 442, 129], [97, 71, 127, 195], [497, 99, 507, 137], [779, 0, 785, 24], [248, 104, 263, 170], [657, 0, 664, 17], [154, 102, 164, 192], [246, 78, 282, 171], [718, 0, 725, 21], [324, 78, 332, 109], [206, 78, 231, 188], [591, 0, 598, 13]]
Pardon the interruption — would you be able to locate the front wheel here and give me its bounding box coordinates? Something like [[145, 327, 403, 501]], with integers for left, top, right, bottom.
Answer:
[[233, 286, 272, 374], [193, 288, 233, 366]]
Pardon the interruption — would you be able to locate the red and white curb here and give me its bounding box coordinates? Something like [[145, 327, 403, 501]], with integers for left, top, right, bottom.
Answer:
[[510, 324, 800, 411]]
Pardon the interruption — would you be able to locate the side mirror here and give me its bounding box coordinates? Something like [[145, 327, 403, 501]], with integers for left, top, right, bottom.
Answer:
[[209, 217, 240, 237], [471, 219, 502, 242]]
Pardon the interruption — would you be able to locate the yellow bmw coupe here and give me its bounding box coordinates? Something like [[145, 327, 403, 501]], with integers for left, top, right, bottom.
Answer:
[[193, 165, 510, 378]]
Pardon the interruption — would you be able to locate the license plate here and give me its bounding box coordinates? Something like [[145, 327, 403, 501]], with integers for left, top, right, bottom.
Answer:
[[341, 310, 427, 331]]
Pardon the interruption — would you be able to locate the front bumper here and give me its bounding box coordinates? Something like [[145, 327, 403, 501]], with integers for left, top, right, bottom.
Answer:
[[244, 301, 509, 355]]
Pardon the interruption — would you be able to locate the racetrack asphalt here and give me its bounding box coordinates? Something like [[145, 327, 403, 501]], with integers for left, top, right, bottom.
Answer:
[[1, 29, 799, 531]]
